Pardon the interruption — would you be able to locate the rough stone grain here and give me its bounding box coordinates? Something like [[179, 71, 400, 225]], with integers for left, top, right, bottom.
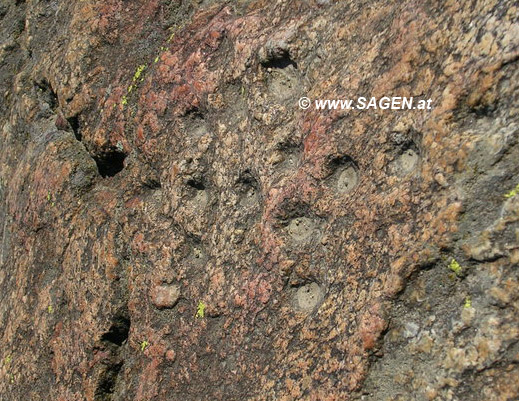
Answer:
[[0, 0, 518, 400]]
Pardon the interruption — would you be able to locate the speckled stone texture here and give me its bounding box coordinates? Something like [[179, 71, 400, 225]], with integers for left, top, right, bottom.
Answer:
[[0, 0, 518, 400]]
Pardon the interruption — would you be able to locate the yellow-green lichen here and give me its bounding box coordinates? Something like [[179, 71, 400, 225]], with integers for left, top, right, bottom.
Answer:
[[132, 64, 147, 82], [166, 22, 185, 43], [504, 183, 519, 199], [464, 296, 472, 309], [140, 340, 149, 352], [121, 64, 147, 107], [46, 191, 55, 207], [195, 301, 206, 319], [448, 258, 462, 276]]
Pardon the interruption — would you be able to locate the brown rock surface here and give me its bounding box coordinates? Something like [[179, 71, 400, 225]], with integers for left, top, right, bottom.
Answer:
[[151, 284, 181, 309], [0, 0, 518, 400]]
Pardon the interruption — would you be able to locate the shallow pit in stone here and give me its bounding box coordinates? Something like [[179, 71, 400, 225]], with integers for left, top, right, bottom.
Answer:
[[286, 217, 316, 242], [397, 148, 419, 175], [337, 166, 359, 193], [294, 282, 324, 312]]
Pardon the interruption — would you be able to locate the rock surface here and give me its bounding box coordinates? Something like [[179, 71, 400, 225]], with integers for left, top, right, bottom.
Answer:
[[151, 284, 181, 309], [0, 0, 518, 400]]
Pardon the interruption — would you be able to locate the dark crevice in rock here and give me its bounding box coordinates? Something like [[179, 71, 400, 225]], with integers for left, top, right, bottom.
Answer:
[[184, 106, 203, 118], [275, 199, 313, 223], [143, 177, 162, 190], [183, 105, 204, 118], [276, 139, 303, 158], [236, 170, 261, 210], [327, 154, 357, 172], [94, 361, 123, 401], [186, 178, 206, 191], [62, 114, 126, 179], [67, 115, 81, 141], [400, 140, 420, 156], [94, 311, 130, 400], [261, 50, 298, 70], [35, 79, 58, 110], [236, 170, 259, 192], [470, 103, 498, 118], [100, 314, 130, 346], [94, 150, 127, 178]]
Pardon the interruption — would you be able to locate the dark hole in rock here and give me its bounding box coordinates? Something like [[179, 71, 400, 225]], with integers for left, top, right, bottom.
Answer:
[[183, 105, 204, 118], [237, 170, 260, 207], [67, 115, 81, 141], [471, 103, 497, 117], [187, 178, 205, 191], [328, 154, 356, 170], [275, 199, 312, 223], [94, 361, 123, 401], [35, 79, 58, 110], [143, 178, 161, 190], [237, 170, 258, 192], [100, 315, 130, 346], [261, 50, 298, 70], [276, 139, 302, 153], [185, 107, 203, 118], [94, 150, 127, 178]]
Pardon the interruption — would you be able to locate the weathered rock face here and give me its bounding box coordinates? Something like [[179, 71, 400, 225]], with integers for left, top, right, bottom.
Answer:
[[0, 0, 518, 400]]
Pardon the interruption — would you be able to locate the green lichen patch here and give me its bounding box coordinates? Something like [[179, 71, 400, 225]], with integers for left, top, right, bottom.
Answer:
[[132, 64, 147, 82], [504, 183, 519, 199], [121, 64, 147, 107], [448, 258, 462, 276], [195, 301, 206, 319]]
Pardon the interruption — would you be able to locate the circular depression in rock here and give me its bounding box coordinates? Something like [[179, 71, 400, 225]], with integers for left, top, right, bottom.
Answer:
[[189, 189, 209, 209], [287, 217, 316, 242], [398, 149, 419, 174], [295, 282, 323, 312], [337, 166, 359, 193]]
